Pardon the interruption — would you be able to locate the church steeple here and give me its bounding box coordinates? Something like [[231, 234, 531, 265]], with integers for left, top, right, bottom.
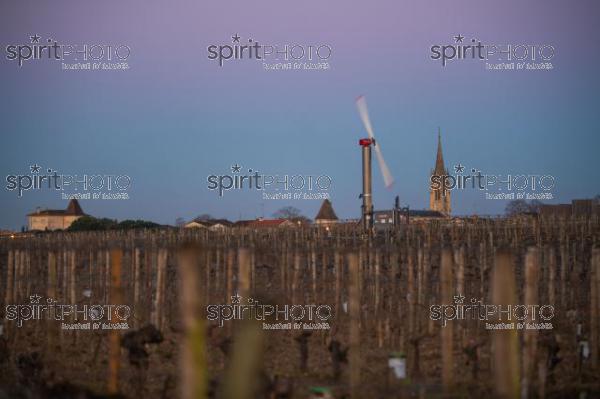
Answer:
[[434, 127, 446, 175], [429, 128, 451, 216]]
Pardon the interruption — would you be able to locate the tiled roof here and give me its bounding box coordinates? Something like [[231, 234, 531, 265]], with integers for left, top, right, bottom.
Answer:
[[28, 199, 85, 217], [249, 219, 289, 227]]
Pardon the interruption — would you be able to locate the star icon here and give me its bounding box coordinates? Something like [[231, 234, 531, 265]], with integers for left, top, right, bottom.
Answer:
[[30, 164, 41, 174], [453, 294, 465, 304], [232, 33, 241, 43], [231, 294, 242, 304], [231, 164, 241, 173], [454, 34, 465, 43], [30, 34, 41, 43], [454, 164, 465, 174], [29, 294, 42, 304]]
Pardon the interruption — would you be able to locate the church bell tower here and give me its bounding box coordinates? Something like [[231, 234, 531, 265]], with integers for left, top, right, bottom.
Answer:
[[429, 129, 451, 216]]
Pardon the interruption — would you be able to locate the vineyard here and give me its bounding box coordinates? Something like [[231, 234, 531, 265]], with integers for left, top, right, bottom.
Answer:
[[0, 217, 599, 398]]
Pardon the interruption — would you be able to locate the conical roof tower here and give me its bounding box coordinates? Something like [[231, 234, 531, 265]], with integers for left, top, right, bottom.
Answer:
[[315, 199, 338, 223]]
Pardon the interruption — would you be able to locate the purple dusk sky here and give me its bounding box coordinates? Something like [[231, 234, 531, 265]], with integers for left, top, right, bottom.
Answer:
[[0, 0, 599, 229]]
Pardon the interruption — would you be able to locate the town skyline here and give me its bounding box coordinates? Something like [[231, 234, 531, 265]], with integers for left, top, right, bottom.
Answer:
[[1, 0, 599, 230]]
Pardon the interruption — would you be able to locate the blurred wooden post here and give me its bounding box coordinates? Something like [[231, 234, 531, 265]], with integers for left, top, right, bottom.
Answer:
[[591, 248, 600, 369], [492, 250, 520, 399], [227, 249, 234, 301], [179, 247, 206, 399], [205, 250, 211, 306], [523, 247, 539, 399], [251, 250, 256, 293], [70, 250, 77, 343], [547, 247, 555, 306], [454, 245, 466, 358], [47, 252, 58, 347], [292, 252, 300, 304], [479, 242, 487, 304], [25, 251, 32, 298], [440, 247, 454, 391], [14, 250, 21, 303], [216, 248, 220, 292], [105, 249, 110, 303], [560, 244, 567, 308], [375, 250, 383, 348], [374, 250, 380, 311], [70, 251, 76, 307], [280, 246, 287, 293], [311, 247, 317, 300], [455, 246, 465, 299], [417, 247, 424, 315], [334, 251, 341, 313], [97, 249, 104, 302], [153, 248, 166, 329], [108, 249, 123, 395], [408, 249, 415, 339], [238, 248, 251, 298], [348, 253, 360, 397], [222, 247, 262, 399], [5, 250, 14, 306], [133, 247, 140, 329]]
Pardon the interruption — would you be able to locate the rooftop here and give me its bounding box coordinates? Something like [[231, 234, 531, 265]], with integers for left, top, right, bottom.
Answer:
[[28, 199, 86, 217]]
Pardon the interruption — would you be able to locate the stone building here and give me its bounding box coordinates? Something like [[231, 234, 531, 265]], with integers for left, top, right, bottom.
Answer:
[[27, 199, 86, 231], [184, 218, 233, 231]]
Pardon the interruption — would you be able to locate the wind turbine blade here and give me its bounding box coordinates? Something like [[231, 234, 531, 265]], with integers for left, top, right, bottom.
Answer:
[[356, 95, 375, 140], [356, 95, 395, 188], [374, 144, 394, 188]]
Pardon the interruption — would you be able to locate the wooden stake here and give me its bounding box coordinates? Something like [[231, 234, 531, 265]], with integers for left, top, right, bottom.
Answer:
[[179, 247, 206, 399], [591, 248, 600, 369], [492, 250, 520, 399], [440, 247, 454, 391], [348, 253, 361, 397], [523, 247, 539, 399], [108, 249, 123, 395]]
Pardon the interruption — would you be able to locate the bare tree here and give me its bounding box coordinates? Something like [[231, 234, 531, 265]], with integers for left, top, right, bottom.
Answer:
[[272, 206, 309, 222], [273, 206, 300, 219]]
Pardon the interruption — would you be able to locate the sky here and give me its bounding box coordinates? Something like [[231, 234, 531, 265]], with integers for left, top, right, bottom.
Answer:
[[1, 0, 599, 229]]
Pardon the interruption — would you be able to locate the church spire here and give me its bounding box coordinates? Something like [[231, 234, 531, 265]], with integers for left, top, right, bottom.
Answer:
[[434, 127, 446, 175], [429, 127, 451, 216]]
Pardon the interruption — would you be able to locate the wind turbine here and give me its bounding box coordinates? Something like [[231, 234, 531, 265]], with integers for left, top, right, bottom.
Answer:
[[355, 95, 394, 232]]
